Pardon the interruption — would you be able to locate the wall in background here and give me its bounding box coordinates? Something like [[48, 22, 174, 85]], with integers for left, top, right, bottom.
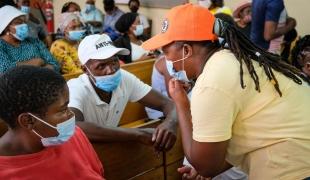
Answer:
[[53, 0, 309, 36]]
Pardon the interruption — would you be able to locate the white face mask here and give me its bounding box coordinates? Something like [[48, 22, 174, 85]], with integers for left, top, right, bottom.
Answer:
[[198, 0, 211, 8], [133, 24, 144, 36], [165, 47, 190, 83]]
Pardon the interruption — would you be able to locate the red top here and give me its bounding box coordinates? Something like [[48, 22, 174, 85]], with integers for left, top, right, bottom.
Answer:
[[0, 127, 104, 180]]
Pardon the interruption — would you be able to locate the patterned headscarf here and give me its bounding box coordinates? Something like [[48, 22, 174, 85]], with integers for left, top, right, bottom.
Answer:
[[58, 12, 82, 33]]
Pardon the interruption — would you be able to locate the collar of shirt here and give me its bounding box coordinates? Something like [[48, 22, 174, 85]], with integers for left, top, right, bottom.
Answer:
[[81, 73, 124, 107]]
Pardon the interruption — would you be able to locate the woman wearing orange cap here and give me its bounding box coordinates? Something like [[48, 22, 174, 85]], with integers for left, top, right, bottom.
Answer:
[[143, 3, 310, 180]]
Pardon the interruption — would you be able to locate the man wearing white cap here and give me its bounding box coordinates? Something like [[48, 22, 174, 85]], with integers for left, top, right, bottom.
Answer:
[[67, 34, 177, 151], [0, 5, 59, 73]]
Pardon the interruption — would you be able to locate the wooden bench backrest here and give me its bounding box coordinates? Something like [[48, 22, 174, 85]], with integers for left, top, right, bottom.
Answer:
[[121, 59, 155, 85], [119, 59, 155, 126]]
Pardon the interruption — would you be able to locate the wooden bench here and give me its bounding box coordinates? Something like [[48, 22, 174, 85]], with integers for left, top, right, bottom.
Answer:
[[94, 119, 163, 180]]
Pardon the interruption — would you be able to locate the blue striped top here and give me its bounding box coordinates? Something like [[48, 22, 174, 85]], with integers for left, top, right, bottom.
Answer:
[[0, 37, 60, 73]]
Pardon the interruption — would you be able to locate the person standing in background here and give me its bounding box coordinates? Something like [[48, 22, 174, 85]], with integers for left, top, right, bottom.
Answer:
[[251, 0, 296, 54]]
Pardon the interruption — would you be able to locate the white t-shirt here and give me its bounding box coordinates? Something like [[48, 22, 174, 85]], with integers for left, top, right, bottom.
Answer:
[[139, 14, 150, 29], [67, 69, 152, 127], [131, 42, 149, 61]]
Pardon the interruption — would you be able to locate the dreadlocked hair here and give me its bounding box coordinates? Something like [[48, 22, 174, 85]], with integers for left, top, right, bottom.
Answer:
[[291, 35, 310, 70], [214, 18, 310, 96]]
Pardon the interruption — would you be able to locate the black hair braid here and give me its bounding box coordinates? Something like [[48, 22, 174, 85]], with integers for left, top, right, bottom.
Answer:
[[215, 18, 310, 96]]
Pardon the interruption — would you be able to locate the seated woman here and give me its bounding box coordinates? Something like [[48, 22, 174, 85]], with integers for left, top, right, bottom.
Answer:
[[0, 5, 59, 73], [0, 66, 104, 179], [114, 12, 154, 63], [50, 12, 85, 75]]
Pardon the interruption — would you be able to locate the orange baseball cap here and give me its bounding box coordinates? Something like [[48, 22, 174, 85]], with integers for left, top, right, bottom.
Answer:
[[142, 3, 218, 50]]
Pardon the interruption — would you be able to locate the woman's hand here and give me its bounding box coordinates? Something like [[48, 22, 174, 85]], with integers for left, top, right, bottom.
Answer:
[[17, 58, 45, 67], [168, 78, 190, 108]]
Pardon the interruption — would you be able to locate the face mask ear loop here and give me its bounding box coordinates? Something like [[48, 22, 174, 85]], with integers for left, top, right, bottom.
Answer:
[[32, 129, 44, 138], [28, 113, 57, 129], [85, 65, 97, 84], [182, 47, 185, 71]]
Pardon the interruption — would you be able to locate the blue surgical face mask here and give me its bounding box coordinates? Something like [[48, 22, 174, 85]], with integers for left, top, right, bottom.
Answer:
[[29, 113, 76, 147], [11, 23, 29, 41], [68, 30, 85, 41], [20, 6, 30, 14], [165, 47, 190, 83], [85, 4, 95, 12], [133, 24, 144, 36], [87, 67, 122, 93]]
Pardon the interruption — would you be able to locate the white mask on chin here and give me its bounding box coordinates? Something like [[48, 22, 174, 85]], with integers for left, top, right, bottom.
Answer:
[[165, 47, 191, 83]]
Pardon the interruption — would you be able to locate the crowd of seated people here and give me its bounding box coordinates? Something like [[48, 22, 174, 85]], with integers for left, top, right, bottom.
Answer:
[[0, 0, 309, 179]]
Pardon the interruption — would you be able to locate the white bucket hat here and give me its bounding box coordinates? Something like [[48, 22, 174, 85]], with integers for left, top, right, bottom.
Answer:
[[0, 5, 26, 34], [78, 34, 130, 65]]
